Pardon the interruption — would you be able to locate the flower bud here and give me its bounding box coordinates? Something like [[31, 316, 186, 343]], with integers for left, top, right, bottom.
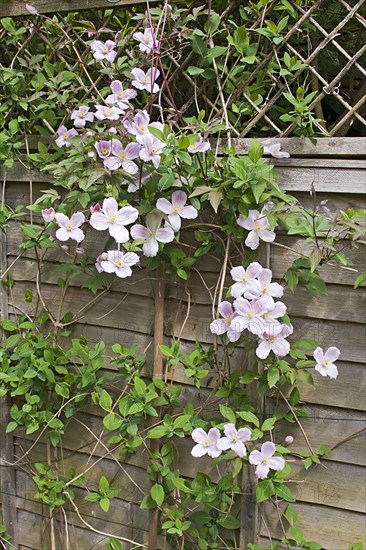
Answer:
[[109, 127, 117, 134], [60, 245, 69, 252], [76, 247, 85, 255], [285, 435, 294, 445], [90, 203, 102, 214]]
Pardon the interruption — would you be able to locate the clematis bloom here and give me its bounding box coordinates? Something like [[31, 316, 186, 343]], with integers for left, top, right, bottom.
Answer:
[[55, 212, 85, 243], [95, 140, 112, 159], [105, 80, 137, 110], [42, 208, 55, 223], [249, 441, 285, 479], [244, 268, 283, 308], [233, 297, 268, 336], [237, 210, 276, 250], [217, 424, 252, 458], [90, 40, 117, 63], [191, 427, 221, 458], [313, 346, 340, 379], [139, 134, 164, 168], [262, 143, 290, 159], [103, 140, 141, 174], [256, 323, 293, 359], [230, 262, 263, 299], [90, 197, 138, 243], [131, 212, 174, 257], [133, 27, 159, 54], [187, 134, 210, 154], [156, 191, 198, 232], [55, 125, 78, 147], [131, 67, 160, 93], [210, 301, 246, 343], [102, 250, 139, 278], [70, 106, 94, 128], [94, 105, 124, 121]]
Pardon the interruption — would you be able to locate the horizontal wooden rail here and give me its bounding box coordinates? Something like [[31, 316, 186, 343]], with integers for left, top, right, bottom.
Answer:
[[0, 0, 160, 17]]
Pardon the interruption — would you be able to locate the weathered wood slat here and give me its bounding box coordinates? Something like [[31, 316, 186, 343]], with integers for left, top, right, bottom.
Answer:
[[261, 500, 366, 549], [223, 137, 366, 157], [273, 403, 366, 466], [0, 0, 158, 17]]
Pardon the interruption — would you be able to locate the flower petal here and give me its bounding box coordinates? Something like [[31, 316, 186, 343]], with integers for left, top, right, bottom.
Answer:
[[261, 441, 276, 458], [223, 424, 237, 439], [256, 340, 271, 359], [191, 428, 208, 444], [156, 198, 173, 215], [210, 319, 228, 336], [90, 212, 109, 231], [255, 463, 270, 479], [217, 437, 232, 451], [245, 231, 260, 250], [191, 444, 207, 457], [231, 440, 246, 458], [143, 238, 159, 257], [268, 456, 285, 471], [237, 428, 252, 442], [208, 427, 220, 444], [171, 190, 187, 209], [109, 224, 129, 243], [103, 197, 118, 217], [156, 227, 175, 243], [117, 206, 139, 226], [55, 227, 70, 241], [324, 346, 341, 363], [131, 224, 150, 240], [249, 450, 263, 466]]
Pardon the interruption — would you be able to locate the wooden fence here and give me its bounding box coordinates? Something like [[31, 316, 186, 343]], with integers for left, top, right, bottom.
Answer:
[[0, 137, 365, 549]]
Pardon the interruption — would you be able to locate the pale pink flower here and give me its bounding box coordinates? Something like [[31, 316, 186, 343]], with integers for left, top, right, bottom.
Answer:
[[249, 442, 285, 479], [238, 210, 276, 250], [313, 346, 340, 379], [130, 212, 174, 257], [70, 106, 94, 128], [105, 80, 137, 110], [90, 40, 117, 63], [103, 140, 141, 174], [94, 105, 124, 121], [95, 252, 108, 273], [261, 301, 287, 332], [217, 424, 251, 458], [233, 297, 268, 336], [156, 191, 198, 232], [42, 208, 55, 222], [133, 27, 159, 54], [55, 212, 85, 243], [95, 140, 112, 159], [102, 250, 139, 278], [90, 197, 138, 243], [187, 134, 210, 154], [191, 427, 221, 458], [256, 324, 293, 359], [230, 262, 263, 299], [139, 134, 164, 168], [210, 301, 246, 343], [55, 125, 78, 147], [124, 110, 163, 143], [131, 67, 160, 93], [262, 143, 290, 159], [244, 268, 283, 308]]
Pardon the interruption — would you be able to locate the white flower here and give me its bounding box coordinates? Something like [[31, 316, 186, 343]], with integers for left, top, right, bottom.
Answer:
[[90, 197, 138, 243], [237, 209, 276, 250], [217, 424, 251, 458], [191, 427, 221, 458], [249, 442, 285, 479], [156, 191, 198, 232], [313, 346, 340, 379]]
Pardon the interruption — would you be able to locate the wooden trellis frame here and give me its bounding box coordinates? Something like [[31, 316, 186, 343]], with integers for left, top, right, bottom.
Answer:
[[0, 0, 365, 137]]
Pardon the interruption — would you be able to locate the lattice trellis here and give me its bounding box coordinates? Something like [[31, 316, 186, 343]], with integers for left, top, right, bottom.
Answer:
[[0, 0, 365, 139]]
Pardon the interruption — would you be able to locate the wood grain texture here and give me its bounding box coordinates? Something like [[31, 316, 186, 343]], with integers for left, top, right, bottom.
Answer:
[[220, 137, 366, 157], [261, 500, 366, 549]]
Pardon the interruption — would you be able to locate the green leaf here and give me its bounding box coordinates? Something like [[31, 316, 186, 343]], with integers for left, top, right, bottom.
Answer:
[[147, 425, 170, 438], [261, 418, 276, 431], [289, 526, 304, 543], [256, 479, 274, 502], [275, 484, 295, 502], [6, 421, 18, 433], [103, 412, 123, 431], [248, 140, 263, 163], [151, 483, 164, 506], [219, 404, 236, 423], [187, 66, 205, 76], [285, 504, 298, 525], [55, 383, 69, 398], [99, 390, 113, 411], [159, 344, 174, 357], [354, 271, 366, 289], [237, 411, 259, 427], [99, 475, 109, 493], [217, 515, 240, 529], [99, 497, 110, 512], [267, 366, 280, 388], [0, 320, 18, 331]]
